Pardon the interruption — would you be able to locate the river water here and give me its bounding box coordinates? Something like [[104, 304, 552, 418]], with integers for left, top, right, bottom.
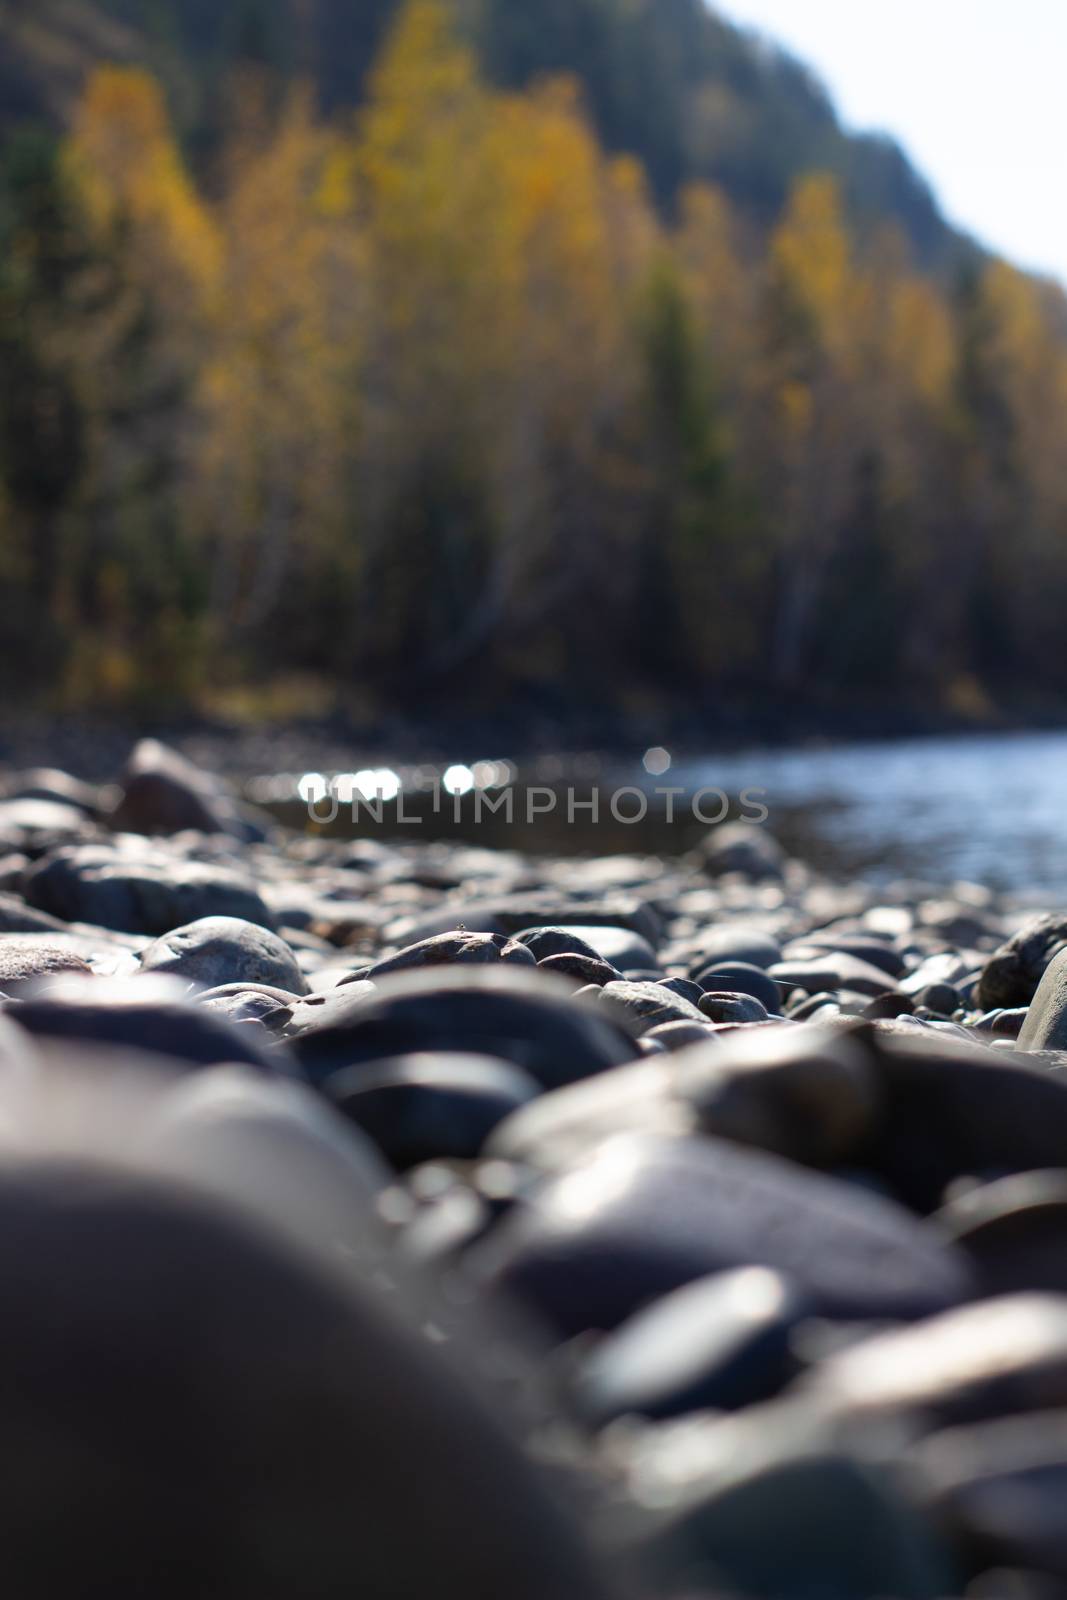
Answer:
[[682, 730, 1067, 895], [266, 730, 1067, 897]]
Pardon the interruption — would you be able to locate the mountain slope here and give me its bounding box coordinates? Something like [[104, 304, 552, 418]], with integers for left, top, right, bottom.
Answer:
[[0, 0, 964, 271]]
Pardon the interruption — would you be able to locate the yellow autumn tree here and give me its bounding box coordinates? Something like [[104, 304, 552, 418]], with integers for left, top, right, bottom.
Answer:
[[193, 81, 356, 657]]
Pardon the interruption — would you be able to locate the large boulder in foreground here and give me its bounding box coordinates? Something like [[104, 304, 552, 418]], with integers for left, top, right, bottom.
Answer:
[[0, 1157, 611, 1600]]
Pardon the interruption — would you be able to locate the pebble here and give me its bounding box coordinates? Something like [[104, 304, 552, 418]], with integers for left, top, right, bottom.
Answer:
[[468, 1132, 971, 1338], [979, 914, 1067, 1010], [0, 937, 94, 988], [690, 958, 783, 1010], [285, 966, 641, 1090], [22, 842, 273, 935], [138, 916, 308, 995], [6, 975, 290, 1074], [1019, 946, 1067, 1050], [573, 1266, 805, 1425], [322, 1052, 540, 1168]]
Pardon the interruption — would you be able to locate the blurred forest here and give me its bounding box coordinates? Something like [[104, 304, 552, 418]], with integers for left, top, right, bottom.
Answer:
[[2, 0, 1067, 724]]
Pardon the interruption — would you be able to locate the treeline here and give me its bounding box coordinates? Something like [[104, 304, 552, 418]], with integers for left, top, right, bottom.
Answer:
[[2, 0, 1067, 717]]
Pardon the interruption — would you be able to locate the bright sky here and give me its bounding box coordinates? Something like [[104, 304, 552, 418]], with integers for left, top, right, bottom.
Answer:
[[712, 0, 1067, 285]]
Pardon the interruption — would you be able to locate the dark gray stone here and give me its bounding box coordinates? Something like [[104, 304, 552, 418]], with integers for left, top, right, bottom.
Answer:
[[809, 1293, 1067, 1426], [1020, 946, 1067, 1051], [919, 1410, 1067, 1580], [701, 823, 785, 880], [770, 954, 900, 999], [978, 915, 1067, 1011], [687, 926, 782, 971], [536, 952, 620, 988], [285, 966, 641, 1090], [0, 1156, 611, 1600], [323, 1052, 540, 1168], [367, 930, 536, 979], [387, 895, 661, 951], [691, 960, 782, 1011], [139, 916, 307, 995], [575, 1266, 805, 1424], [518, 927, 611, 963], [599, 980, 707, 1035], [698, 991, 770, 1024], [22, 844, 274, 936], [682, 1021, 881, 1167], [8, 976, 290, 1074], [468, 1132, 972, 1338], [862, 1030, 1067, 1211], [108, 738, 250, 838], [643, 1020, 720, 1051], [933, 1171, 1067, 1296]]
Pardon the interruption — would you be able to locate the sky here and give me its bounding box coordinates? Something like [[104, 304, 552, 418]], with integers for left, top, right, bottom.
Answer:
[[712, 0, 1067, 286]]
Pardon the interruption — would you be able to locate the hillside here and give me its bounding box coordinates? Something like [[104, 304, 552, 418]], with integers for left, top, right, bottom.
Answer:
[[0, 0, 962, 270], [2, 0, 1063, 726]]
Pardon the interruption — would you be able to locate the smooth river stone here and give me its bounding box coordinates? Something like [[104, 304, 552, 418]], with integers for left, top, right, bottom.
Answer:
[[8, 975, 290, 1074], [978, 914, 1067, 1011], [467, 1132, 972, 1339], [0, 1157, 612, 1600], [144, 1066, 389, 1264], [138, 916, 308, 995], [687, 926, 783, 973], [322, 1052, 540, 1169], [919, 1410, 1067, 1580], [0, 937, 93, 988], [22, 843, 274, 936], [385, 894, 661, 950], [366, 930, 536, 978], [690, 960, 783, 1012], [681, 1021, 881, 1167], [1019, 946, 1067, 1050], [598, 980, 708, 1034], [808, 1294, 1067, 1426], [574, 1266, 805, 1425], [861, 1030, 1067, 1212], [628, 1420, 952, 1600], [933, 1171, 1067, 1296], [286, 966, 641, 1090], [770, 954, 901, 1000], [536, 952, 621, 988], [487, 1058, 692, 1172]]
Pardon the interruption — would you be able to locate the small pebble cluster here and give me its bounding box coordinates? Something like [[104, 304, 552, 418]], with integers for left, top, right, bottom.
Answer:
[[3, 739, 1067, 1598]]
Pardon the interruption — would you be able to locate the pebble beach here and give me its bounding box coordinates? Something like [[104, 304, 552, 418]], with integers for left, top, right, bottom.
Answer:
[[3, 738, 1067, 1596]]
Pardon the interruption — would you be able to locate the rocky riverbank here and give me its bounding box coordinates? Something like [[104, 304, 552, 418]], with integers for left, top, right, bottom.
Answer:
[[3, 740, 1067, 1595]]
